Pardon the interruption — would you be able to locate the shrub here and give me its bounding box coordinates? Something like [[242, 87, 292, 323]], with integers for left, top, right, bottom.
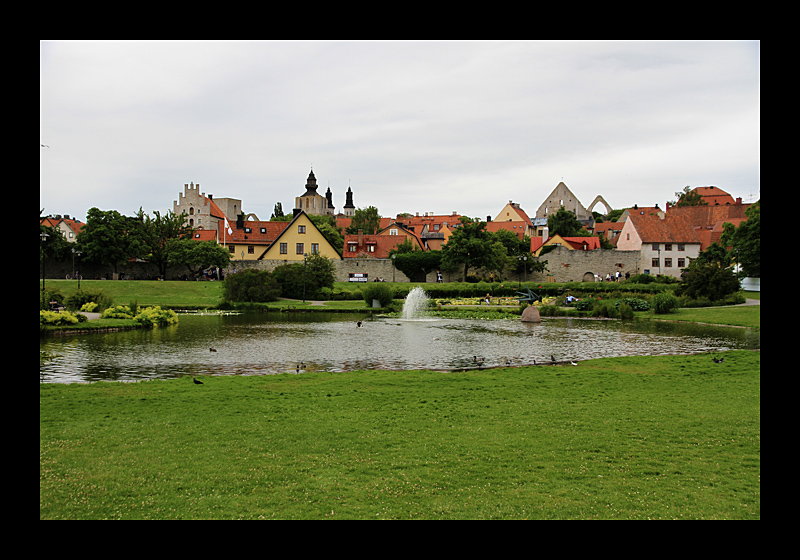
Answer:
[[614, 297, 650, 311], [617, 301, 635, 320], [592, 300, 619, 318], [101, 305, 134, 319], [652, 292, 680, 314], [80, 301, 98, 313], [134, 306, 178, 327], [362, 283, 394, 307], [65, 288, 112, 312], [40, 287, 64, 311], [40, 310, 80, 325], [224, 269, 281, 302]]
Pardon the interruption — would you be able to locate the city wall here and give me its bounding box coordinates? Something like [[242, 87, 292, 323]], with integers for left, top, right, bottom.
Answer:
[[42, 246, 643, 285]]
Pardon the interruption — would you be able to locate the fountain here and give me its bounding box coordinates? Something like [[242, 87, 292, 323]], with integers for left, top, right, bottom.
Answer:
[[402, 286, 430, 320]]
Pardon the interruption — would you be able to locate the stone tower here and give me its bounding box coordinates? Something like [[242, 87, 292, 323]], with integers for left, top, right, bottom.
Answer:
[[295, 169, 333, 216], [343, 186, 356, 217]]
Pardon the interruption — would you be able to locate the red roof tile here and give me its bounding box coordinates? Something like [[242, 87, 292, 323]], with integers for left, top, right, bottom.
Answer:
[[627, 214, 701, 244]]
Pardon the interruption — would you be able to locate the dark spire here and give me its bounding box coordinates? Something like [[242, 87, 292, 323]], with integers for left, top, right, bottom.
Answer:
[[302, 169, 318, 196]]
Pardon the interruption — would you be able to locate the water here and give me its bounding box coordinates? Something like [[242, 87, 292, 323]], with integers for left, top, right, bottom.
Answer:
[[40, 312, 760, 383], [402, 286, 430, 320]]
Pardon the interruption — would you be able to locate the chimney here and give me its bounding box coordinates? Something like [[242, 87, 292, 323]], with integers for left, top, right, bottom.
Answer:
[[542, 226, 549, 241], [208, 194, 213, 200], [487, 215, 492, 222], [236, 214, 244, 230], [358, 229, 364, 246], [736, 197, 742, 204]]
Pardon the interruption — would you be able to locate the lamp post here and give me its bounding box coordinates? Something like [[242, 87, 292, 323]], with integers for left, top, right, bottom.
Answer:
[[391, 253, 396, 283], [72, 247, 82, 290], [518, 254, 527, 288], [40, 231, 49, 292]]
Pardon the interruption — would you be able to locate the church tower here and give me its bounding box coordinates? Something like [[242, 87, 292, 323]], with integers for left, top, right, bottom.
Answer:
[[295, 169, 333, 216], [343, 186, 356, 217]]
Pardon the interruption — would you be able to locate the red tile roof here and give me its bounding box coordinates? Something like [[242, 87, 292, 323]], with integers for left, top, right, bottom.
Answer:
[[692, 186, 736, 206], [627, 214, 701, 244]]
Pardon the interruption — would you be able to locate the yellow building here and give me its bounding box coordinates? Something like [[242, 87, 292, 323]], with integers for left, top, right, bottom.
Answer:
[[259, 211, 341, 261]]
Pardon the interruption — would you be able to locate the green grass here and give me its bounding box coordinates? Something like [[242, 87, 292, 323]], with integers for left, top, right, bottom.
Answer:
[[40, 350, 760, 520], [646, 305, 760, 329], [43, 279, 226, 309]]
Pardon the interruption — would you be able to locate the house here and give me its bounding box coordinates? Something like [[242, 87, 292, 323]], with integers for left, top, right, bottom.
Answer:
[[616, 214, 701, 278], [492, 201, 536, 238], [691, 186, 737, 206], [665, 196, 752, 251], [40, 215, 84, 242], [343, 221, 424, 259], [174, 181, 247, 230], [219, 215, 289, 260], [254, 211, 341, 261], [530, 232, 602, 257], [618, 204, 665, 222]]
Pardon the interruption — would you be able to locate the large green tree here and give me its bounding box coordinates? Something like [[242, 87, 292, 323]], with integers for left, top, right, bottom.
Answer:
[[77, 208, 146, 276], [169, 238, 231, 278], [440, 217, 508, 280], [721, 200, 760, 278], [547, 207, 586, 237], [345, 206, 381, 235], [134, 208, 194, 279]]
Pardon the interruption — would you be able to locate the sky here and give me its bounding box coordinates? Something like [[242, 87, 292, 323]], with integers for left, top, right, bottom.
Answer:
[[40, 40, 760, 224]]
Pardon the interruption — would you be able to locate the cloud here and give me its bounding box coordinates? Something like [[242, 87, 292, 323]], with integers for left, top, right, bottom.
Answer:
[[40, 40, 760, 222]]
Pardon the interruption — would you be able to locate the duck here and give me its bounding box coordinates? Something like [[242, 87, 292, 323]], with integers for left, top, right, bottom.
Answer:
[[193, 377, 204, 385]]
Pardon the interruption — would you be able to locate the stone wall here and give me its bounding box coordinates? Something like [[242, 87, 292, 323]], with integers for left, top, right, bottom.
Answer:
[[42, 247, 643, 284]]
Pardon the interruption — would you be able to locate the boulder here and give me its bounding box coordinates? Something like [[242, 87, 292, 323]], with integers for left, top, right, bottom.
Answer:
[[521, 305, 541, 323]]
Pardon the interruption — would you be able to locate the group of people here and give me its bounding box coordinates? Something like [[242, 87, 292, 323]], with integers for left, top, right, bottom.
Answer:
[[596, 271, 629, 282]]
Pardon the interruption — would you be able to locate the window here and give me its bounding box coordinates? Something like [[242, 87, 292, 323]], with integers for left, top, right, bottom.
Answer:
[[296, 243, 304, 254], [390, 229, 398, 236], [298, 225, 306, 234], [664, 244, 672, 251], [678, 258, 686, 268], [677, 244, 685, 251], [280, 243, 287, 254], [248, 245, 255, 254], [229, 245, 235, 253], [626, 233, 630, 240], [367, 245, 375, 252], [260, 228, 266, 234], [311, 243, 319, 255], [664, 258, 672, 267], [652, 258, 660, 268], [652, 243, 659, 251], [245, 227, 251, 233], [348, 243, 357, 252]]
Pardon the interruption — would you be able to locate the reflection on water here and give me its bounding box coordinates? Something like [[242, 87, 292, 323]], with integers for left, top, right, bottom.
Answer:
[[40, 313, 760, 383]]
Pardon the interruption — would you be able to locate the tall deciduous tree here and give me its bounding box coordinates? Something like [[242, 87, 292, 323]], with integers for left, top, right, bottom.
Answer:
[[169, 238, 231, 278], [135, 208, 193, 279], [721, 200, 760, 278], [77, 208, 145, 276], [441, 217, 508, 280], [345, 206, 381, 235]]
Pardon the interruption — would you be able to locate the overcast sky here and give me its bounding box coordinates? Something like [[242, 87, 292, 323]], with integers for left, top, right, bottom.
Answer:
[[40, 40, 760, 224]]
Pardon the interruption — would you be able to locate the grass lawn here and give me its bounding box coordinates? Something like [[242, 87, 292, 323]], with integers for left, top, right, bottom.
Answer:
[[44, 279, 226, 309], [40, 350, 760, 520], [645, 305, 760, 329]]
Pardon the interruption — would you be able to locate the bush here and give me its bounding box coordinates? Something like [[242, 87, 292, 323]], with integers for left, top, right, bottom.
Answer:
[[592, 300, 619, 318], [617, 301, 635, 320], [134, 306, 178, 327], [362, 283, 394, 307], [224, 269, 281, 302], [80, 302, 98, 313], [652, 292, 680, 314], [101, 305, 134, 319], [65, 288, 113, 312], [614, 297, 650, 311], [40, 310, 80, 325]]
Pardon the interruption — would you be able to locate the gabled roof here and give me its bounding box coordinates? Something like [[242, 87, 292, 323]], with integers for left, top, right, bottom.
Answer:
[[221, 219, 288, 245], [562, 236, 601, 250], [692, 186, 736, 206], [627, 214, 701, 244]]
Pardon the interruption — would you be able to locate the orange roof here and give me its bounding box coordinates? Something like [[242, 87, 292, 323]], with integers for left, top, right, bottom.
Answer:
[[219, 219, 289, 245], [692, 186, 736, 206], [562, 236, 601, 250], [627, 214, 701, 244], [486, 220, 529, 240]]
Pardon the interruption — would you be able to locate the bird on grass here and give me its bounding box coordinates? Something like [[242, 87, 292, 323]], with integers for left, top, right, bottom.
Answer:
[[193, 377, 204, 385], [209, 348, 217, 352], [356, 321, 363, 328], [571, 361, 578, 366], [551, 355, 557, 364], [473, 356, 485, 367], [712, 357, 725, 363]]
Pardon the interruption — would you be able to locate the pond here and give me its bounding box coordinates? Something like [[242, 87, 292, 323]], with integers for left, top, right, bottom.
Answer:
[[39, 312, 760, 383]]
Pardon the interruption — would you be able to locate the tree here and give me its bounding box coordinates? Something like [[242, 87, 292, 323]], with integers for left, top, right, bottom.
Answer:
[[672, 186, 708, 207], [345, 206, 381, 235], [223, 269, 281, 302], [392, 251, 442, 282], [547, 207, 585, 237], [440, 217, 508, 280], [272, 254, 336, 299], [77, 208, 145, 276], [134, 208, 193, 279], [675, 259, 740, 301], [271, 202, 285, 220], [169, 238, 231, 278], [308, 214, 343, 256], [721, 200, 760, 278]]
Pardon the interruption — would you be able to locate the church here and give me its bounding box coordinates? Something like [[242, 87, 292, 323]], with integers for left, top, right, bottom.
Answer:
[[295, 169, 356, 217]]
